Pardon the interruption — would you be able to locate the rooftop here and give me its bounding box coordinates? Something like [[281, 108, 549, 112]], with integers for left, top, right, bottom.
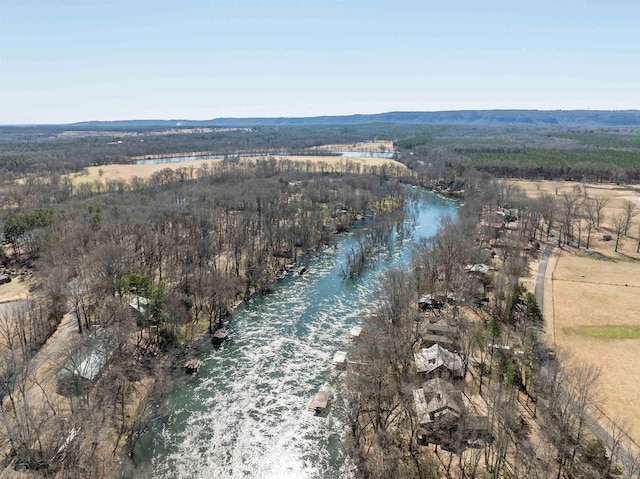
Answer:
[[415, 344, 464, 377]]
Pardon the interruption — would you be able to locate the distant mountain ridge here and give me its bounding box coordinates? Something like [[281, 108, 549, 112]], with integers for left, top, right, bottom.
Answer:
[[69, 110, 640, 128]]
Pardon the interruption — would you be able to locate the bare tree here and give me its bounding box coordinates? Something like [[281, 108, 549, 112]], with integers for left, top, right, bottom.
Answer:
[[559, 192, 581, 246], [593, 195, 609, 229], [582, 198, 597, 249], [622, 199, 638, 236], [612, 215, 626, 252]]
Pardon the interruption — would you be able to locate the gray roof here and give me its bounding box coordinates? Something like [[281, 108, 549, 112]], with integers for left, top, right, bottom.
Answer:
[[414, 344, 464, 377], [62, 346, 110, 381], [129, 296, 149, 314], [465, 264, 495, 274]]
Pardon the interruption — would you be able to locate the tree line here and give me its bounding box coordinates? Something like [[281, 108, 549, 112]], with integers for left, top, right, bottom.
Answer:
[[0, 157, 414, 476], [341, 173, 640, 478]]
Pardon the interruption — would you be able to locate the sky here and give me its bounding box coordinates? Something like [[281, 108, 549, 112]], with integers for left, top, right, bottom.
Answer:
[[1, 0, 639, 124]]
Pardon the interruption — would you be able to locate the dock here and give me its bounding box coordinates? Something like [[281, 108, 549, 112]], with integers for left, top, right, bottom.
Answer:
[[211, 328, 228, 346], [308, 390, 331, 417], [347, 325, 362, 340], [184, 359, 201, 374], [333, 351, 348, 369]]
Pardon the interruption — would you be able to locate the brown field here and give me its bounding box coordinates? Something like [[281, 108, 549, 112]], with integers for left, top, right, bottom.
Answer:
[[0, 276, 32, 304], [69, 157, 225, 184], [310, 140, 394, 153], [70, 154, 406, 185], [511, 179, 640, 442]]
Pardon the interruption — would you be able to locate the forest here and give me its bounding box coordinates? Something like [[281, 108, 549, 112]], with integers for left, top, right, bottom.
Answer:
[[2, 122, 640, 187], [1, 123, 640, 477]]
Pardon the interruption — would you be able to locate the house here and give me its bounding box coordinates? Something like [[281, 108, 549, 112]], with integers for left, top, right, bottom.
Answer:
[[414, 378, 461, 423], [414, 378, 490, 447], [418, 320, 459, 348], [419, 333, 455, 349], [419, 321, 458, 337], [414, 378, 463, 447], [495, 210, 517, 223], [414, 344, 464, 380]]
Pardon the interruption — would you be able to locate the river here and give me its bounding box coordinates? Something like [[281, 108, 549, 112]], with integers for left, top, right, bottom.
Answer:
[[134, 151, 394, 165], [132, 190, 457, 479]]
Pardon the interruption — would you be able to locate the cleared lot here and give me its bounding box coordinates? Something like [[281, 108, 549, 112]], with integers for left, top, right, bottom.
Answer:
[[512, 179, 640, 442]]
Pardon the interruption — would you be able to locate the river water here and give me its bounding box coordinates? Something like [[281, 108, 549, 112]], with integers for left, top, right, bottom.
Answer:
[[135, 151, 394, 165], [133, 190, 457, 479]]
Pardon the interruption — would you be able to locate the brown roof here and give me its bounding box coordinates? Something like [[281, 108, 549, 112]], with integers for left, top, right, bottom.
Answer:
[[420, 334, 455, 347], [420, 322, 458, 335]]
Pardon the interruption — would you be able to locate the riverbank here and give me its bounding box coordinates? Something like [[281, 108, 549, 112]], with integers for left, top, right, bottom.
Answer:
[[128, 188, 458, 478], [68, 153, 408, 186]]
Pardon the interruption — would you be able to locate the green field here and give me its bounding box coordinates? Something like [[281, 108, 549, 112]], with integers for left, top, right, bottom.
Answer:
[[563, 325, 640, 339]]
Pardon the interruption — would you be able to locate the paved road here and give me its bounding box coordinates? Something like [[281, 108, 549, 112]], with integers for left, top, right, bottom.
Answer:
[[534, 241, 639, 474], [534, 241, 556, 312]]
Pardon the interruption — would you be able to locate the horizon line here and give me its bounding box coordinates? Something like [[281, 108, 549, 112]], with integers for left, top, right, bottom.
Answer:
[[3, 108, 640, 127]]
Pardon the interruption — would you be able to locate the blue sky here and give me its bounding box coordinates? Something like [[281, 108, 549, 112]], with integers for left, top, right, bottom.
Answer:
[[1, 0, 639, 124]]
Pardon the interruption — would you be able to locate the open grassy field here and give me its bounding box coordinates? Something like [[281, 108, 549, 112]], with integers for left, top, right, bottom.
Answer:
[[70, 157, 225, 184], [310, 140, 394, 153], [69, 154, 407, 185], [0, 276, 32, 304], [514, 179, 640, 219], [563, 326, 640, 339], [512, 179, 640, 442]]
